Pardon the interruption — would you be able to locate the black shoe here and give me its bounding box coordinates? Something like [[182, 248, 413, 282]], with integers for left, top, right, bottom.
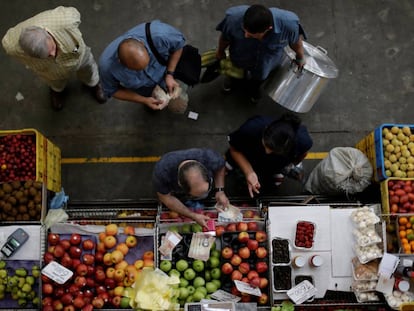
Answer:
[[50, 89, 64, 111], [91, 82, 107, 103], [222, 76, 233, 94]]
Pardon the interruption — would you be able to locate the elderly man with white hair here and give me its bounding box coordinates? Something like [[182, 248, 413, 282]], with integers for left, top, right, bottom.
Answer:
[[2, 6, 106, 110]]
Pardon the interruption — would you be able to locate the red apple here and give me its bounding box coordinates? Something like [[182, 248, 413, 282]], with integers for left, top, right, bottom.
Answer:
[[86, 265, 95, 276], [99, 292, 110, 303], [43, 252, 54, 264], [237, 222, 248, 232], [255, 230, 267, 243], [81, 304, 94, 311], [42, 296, 53, 306], [82, 254, 95, 265], [42, 283, 53, 295], [73, 296, 86, 309], [238, 231, 249, 243], [105, 278, 116, 289], [76, 263, 88, 276], [215, 225, 225, 237], [86, 277, 95, 288], [111, 295, 121, 307], [241, 294, 252, 302], [96, 285, 107, 295], [247, 239, 259, 251], [59, 239, 71, 250], [230, 254, 242, 266], [238, 262, 250, 274], [249, 276, 260, 288], [221, 246, 233, 259], [255, 247, 267, 259], [54, 287, 65, 297], [48, 233, 60, 245], [247, 222, 258, 231], [226, 223, 237, 232], [247, 270, 259, 280], [69, 246, 82, 258], [95, 268, 106, 283], [72, 258, 81, 269], [256, 261, 268, 273], [258, 293, 268, 305], [238, 246, 251, 259], [82, 239, 95, 251], [63, 306, 75, 311], [74, 276, 87, 288], [92, 296, 105, 309], [221, 262, 233, 275], [230, 286, 240, 296], [61, 293, 73, 305], [52, 302, 64, 311], [95, 251, 104, 264], [259, 277, 269, 289], [231, 270, 243, 281], [67, 284, 80, 296], [43, 306, 54, 311], [70, 233, 82, 246], [60, 254, 73, 268], [53, 244, 65, 258], [123, 225, 136, 235]]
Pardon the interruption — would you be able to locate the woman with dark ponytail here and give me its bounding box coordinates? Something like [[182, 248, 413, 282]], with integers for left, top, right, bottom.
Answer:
[[226, 113, 312, 197]]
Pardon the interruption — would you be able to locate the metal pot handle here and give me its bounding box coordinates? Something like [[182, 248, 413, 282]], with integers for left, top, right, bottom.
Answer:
[[316, 46, 328, 55]]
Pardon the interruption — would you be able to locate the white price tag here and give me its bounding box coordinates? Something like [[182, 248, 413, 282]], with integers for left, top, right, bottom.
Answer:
[[210, 289, 241, 302], [41, 261, 73, 284], [287, 280, 317, 304], [234, 280, 261, 297]]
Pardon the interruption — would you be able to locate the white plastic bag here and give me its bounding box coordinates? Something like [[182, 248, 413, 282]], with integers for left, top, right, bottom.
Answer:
[[304, 147, 373, 195]]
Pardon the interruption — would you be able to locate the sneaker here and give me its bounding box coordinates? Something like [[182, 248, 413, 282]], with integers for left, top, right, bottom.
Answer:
[[222, 76, 232, 93], [91, 82, 107, 104]]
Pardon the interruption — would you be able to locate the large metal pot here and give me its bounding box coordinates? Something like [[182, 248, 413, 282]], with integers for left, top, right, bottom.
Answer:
[[263, 41, 338, 113]]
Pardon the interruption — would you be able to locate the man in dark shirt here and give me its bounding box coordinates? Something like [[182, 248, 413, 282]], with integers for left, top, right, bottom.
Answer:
[[226, 114, 312, 197], [153, 148, 229, 227]]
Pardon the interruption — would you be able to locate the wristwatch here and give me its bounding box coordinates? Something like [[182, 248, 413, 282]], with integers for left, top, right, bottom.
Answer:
[[166, 70, 175, 76], [214, 187, 225, 193]]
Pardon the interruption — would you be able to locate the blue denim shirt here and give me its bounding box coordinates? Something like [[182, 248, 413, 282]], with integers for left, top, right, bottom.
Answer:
[[216, 5, 303, 80], [99, 20, 185, 98]]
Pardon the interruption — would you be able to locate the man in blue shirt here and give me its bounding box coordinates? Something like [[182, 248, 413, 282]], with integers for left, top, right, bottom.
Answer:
[[216, 4, 306, 103], [226, 113, 312, 197], [99, 20, 185, 110], [153, 148, 229, 228]]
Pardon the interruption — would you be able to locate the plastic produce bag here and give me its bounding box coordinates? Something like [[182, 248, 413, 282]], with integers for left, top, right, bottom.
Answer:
[[44, 188, 69, 229], [304, 147, 373, 195], [131, 268, 180, 311]]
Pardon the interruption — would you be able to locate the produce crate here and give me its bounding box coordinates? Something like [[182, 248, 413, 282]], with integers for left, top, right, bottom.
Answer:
[[380, 178, 414, 215], [356, 123, 414, 182], [0, 129, 61, 192]]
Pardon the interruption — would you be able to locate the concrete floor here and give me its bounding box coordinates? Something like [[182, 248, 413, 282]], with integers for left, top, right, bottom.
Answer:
[[0, 0, 413, 203]]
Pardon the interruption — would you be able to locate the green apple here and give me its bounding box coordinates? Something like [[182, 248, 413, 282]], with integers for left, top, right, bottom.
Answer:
[[187, 285, 195, 295], [120, 296, 131, 308], [192, 290, 205, 302], [160, 260, 172, 273], [204, 270, 211, 281], [193, 276, 205, 288], [207, 256, 220, 268], [206, 282, 218, 293], [179, 287, 189, 300], [195, 286, 207, 296], [186, 295, 194, 303], [191, 223, 203, 233], [184, 268, 196, 281], [169, 269, 181, 278], [192, 260, 204, 273], [179, 277, 189, 287], [169, 225, 179, 232], [0, 261, 5, 269], [210, 249, 220, 258], [0, 269, 7, 278], [181, 224, 192, 233], [210, 268, 221, 280], [212, 279, 221, 288], [176, 259, 189, 272]]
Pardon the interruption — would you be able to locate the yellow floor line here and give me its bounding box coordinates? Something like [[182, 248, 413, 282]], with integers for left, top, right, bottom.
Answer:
[[61, 152, 328, 164]]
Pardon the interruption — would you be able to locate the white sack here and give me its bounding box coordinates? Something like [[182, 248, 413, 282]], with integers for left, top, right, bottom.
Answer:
[[304, 147, 373, 195]]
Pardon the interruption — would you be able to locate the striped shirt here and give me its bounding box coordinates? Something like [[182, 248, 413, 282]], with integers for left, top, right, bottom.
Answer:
[[2, 6, 88, 81]]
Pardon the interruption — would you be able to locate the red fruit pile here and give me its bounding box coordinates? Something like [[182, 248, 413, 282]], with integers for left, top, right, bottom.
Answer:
[[295, 221, 315, 249], [0, 134, 36, 182], [220, 222, 269, 305], [387, 179, 414, 214]]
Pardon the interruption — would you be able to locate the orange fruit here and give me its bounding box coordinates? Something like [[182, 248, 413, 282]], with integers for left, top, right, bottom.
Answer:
[[406, 222, 412, 229], [404, 244, 411, 253], [401, 238, 409, 245], [399, 217, 409, 225], [400, 230, 407, 239]]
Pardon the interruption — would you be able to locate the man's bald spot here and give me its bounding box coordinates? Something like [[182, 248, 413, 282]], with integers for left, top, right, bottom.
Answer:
[[118, 38, 149, 70]]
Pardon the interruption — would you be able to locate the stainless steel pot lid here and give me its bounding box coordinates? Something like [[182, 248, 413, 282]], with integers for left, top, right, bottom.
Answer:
[[284, 41, 339, 78]]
